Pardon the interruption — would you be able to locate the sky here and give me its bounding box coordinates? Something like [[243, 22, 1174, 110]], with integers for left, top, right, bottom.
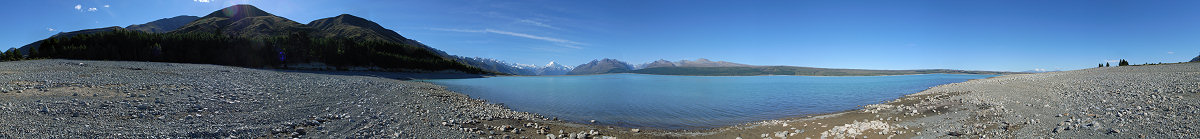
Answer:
[[2, 0, 1200, 72]]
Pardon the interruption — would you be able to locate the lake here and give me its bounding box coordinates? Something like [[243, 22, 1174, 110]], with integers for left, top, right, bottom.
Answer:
[[423, 73, 996, 129]]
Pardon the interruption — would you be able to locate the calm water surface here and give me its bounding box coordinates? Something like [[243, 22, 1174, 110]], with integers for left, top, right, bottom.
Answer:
[[424, 74, 995, 129]]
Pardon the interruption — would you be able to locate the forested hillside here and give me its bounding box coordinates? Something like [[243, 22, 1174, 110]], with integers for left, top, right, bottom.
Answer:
[[30, 29, 488, 73]]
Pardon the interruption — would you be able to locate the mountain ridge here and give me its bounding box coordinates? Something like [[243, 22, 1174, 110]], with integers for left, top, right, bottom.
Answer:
[[455, 56, 572, 75], [126, 15, 201, 33], [308, 14, 449, 57], [173, 4, 311, 38], [567, 58, 1015, 76], [16, 26, 126, 56], [629, 66, 1017, 76], [567, 58, 633, 75], [635, 58, 751, 69], [536, 61, 572, 75], [20, 4, 490, 74], [1191, 53, 1199, 62]]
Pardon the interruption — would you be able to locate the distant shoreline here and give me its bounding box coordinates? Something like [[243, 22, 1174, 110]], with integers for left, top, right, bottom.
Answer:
[[489, 72, 1013, 78], [618, 66, 1021, 76]]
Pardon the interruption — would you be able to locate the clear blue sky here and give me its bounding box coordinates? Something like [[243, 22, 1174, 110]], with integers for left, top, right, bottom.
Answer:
[[2, 0, 1199, 72]]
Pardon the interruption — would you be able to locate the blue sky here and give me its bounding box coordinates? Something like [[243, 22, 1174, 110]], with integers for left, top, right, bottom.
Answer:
[[2, 0, 1199, 71]]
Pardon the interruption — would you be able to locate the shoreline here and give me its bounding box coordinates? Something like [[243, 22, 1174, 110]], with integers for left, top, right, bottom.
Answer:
[[428, 72, 1005, 129], [1, 59, 1196, 138], [444, 62, 1200, 138], [490, 72, 1012, 78], [420, 71, 1007, 138]]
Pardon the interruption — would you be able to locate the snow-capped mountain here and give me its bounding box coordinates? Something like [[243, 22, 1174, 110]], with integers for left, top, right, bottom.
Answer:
[[455, 56, 536, 75], [455, 56, 572, 75], [536, 61, 572, 75]]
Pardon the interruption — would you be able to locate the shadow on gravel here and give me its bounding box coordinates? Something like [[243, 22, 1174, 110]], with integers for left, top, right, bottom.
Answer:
[[268, 69, 489, 80]]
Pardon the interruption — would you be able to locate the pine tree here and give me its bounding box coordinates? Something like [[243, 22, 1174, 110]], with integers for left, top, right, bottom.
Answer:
[[1119, 59, 1130, 66], [1099, 63, 1104, 67], [1105, 63, 1110, 67], [2, 48, 18, 61], [28, 46, 38, 59]]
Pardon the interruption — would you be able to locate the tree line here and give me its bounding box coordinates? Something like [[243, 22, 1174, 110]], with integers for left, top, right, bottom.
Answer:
[[0, 48, 22, 61], [1098, 59, 1131, 67]]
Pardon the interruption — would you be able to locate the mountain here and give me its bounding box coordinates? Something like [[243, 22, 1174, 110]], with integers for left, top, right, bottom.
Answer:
[[19, 16, 201, 56], [22, 4, 489, 74], [173, 5, 449, 57], [16, 26, 126, 56], [455, 56, 537, 75], [1021, 69, 1060, 73], [1191, 54, 1200, 62], [634, 58, 751, 69], [126, 15, 201, 33], [629, 66, 1016, 76], [637, 59, 677, 69], [173, 5, 311, 38], [567, 59, 633, 75], [308, 14, 448, 57], [536, 61, 572, 75], [570, 58, 1014, 76], [308, 14, 403, 42], [676, 58, 751, 67], [454, 57, 573, 75]]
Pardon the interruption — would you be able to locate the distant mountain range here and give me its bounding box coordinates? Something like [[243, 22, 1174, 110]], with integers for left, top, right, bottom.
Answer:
[[571, 58, 755, 75], [567, 59, 634, 75], [566, 58, 1016, 76], [634, 58, 751, 69], [630, 66, 1014, 76], [453, 56, 571, 75], [1021, 69, 1060, 73]]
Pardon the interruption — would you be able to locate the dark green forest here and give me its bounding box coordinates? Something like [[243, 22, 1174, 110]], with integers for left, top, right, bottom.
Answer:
[[27, 29, 489, 74]]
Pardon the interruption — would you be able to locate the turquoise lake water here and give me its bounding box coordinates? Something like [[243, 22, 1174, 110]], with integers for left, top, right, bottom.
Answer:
[[424, 73, 996, 129]]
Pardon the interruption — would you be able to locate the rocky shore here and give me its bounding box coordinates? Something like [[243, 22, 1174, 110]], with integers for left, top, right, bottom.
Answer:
[[667, 62, 1200, 139], [1, 59, 1197, 138], [0, 60, 544, 138]]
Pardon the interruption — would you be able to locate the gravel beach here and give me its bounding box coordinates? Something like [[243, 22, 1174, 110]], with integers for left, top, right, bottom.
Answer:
[[1, 59, 1197, 138], [0, 59, 543, 138], [680, 62, 1200, 139]]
